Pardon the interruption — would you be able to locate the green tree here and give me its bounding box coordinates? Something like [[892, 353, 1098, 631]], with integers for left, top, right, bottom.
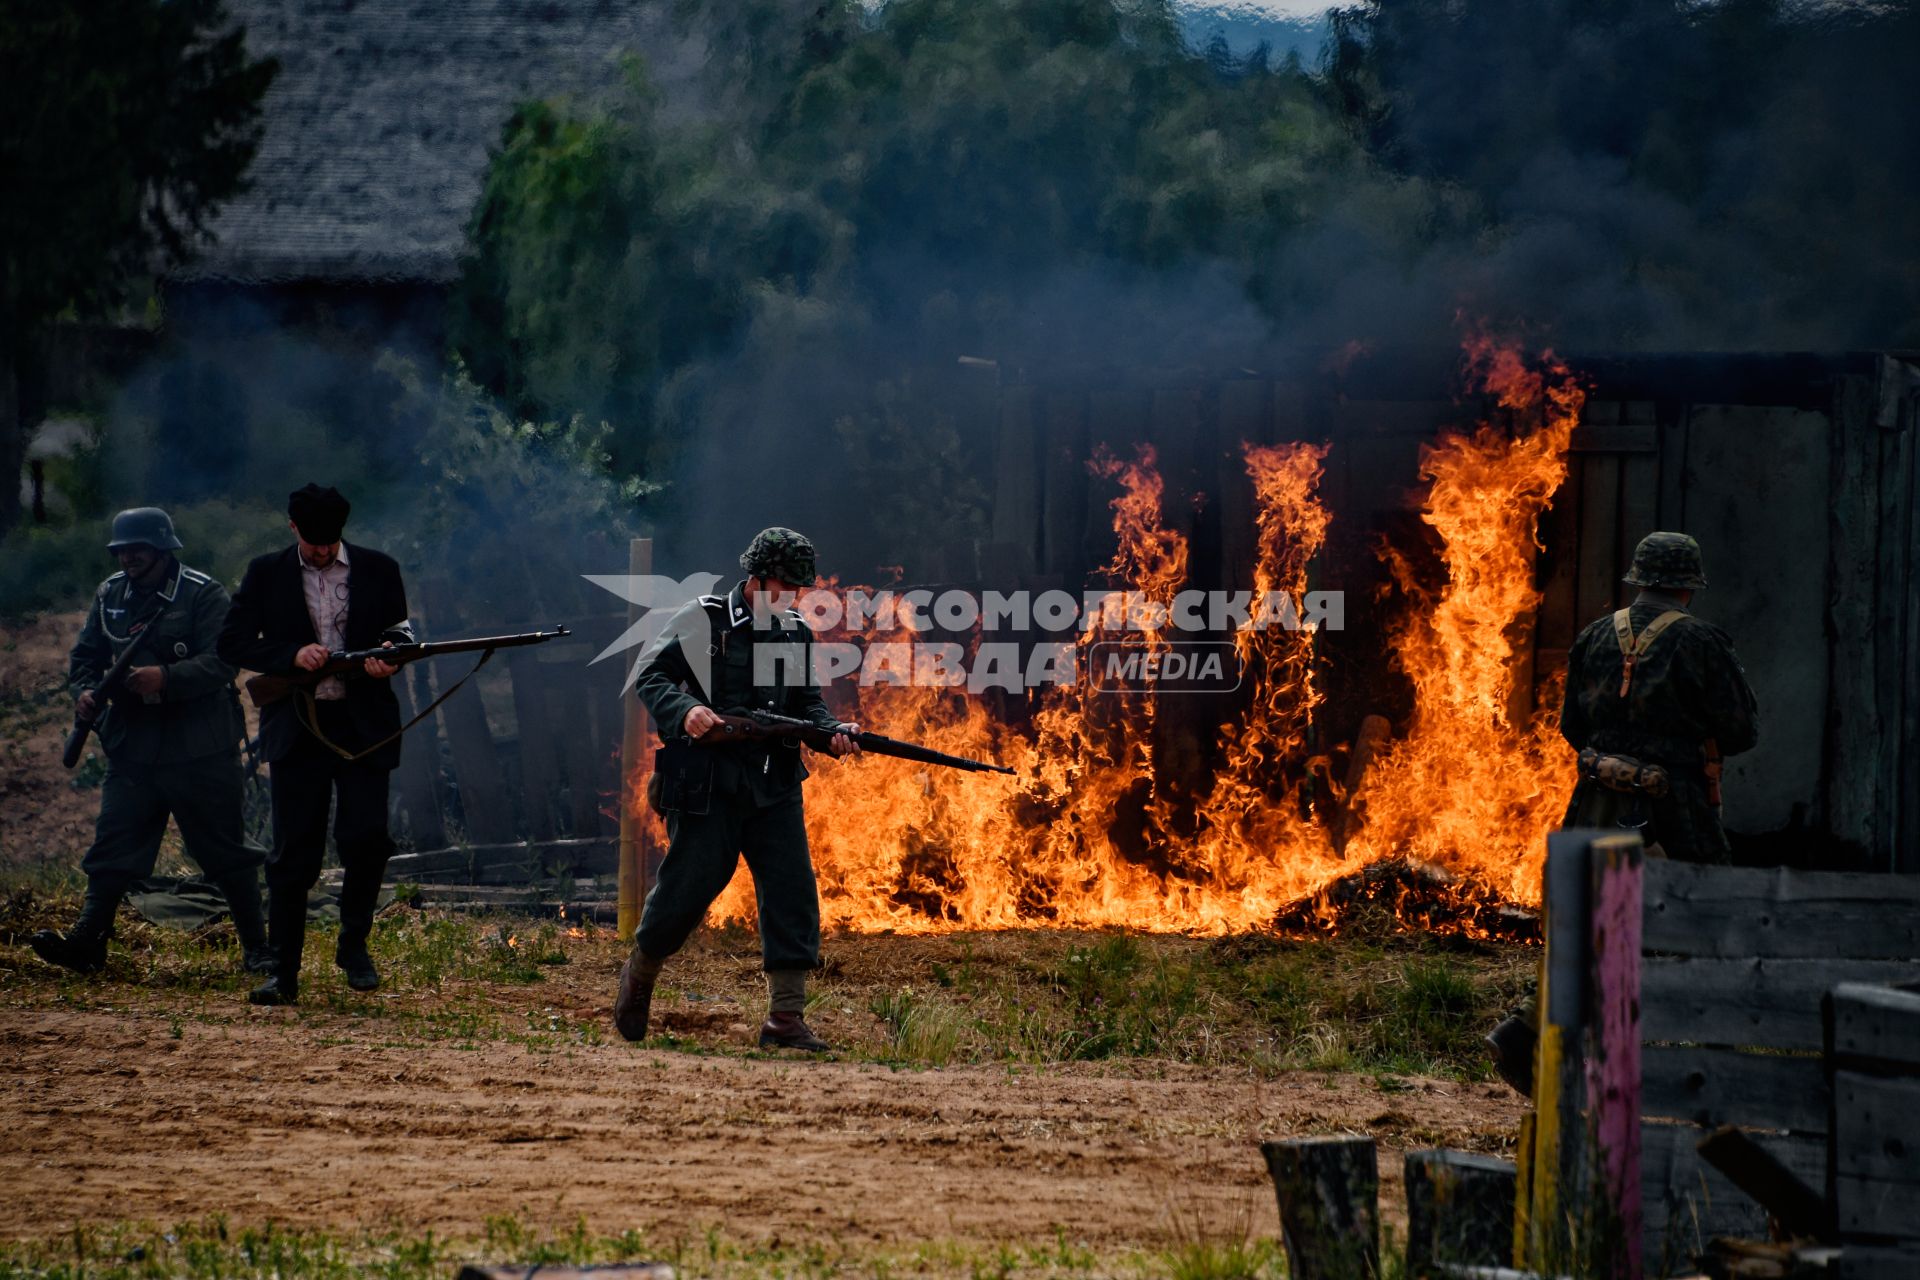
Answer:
[[0, 0, 276, 540], [453, 0, 1405, 565]]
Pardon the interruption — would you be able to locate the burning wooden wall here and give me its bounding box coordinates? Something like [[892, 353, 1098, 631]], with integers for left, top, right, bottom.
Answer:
[[977, 348, 1920, 877], [381, 347, 1918, 932]]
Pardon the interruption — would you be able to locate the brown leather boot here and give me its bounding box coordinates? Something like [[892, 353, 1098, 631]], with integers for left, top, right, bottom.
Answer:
[[758, 1011, 829, 1052], [613, 948, 661, 1042]]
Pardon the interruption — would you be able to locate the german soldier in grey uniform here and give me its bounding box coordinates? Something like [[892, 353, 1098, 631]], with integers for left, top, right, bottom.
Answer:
[[1486, 531, 1759, 1091], [31, 508, 271, 975], [614, 527, 859, 1051]]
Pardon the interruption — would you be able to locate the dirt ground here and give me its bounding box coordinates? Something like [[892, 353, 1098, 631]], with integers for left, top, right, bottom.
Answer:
[[0, 611, 97, 868], [0, 611, 1528, 1260], [0, 1001, 1521, 1249]]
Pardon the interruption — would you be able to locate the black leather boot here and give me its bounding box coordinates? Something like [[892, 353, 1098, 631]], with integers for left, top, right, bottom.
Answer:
[[334, 920, 380, 992], [247, 972, 299, 1005], [214, 869, 276, 975], [250, 884, 309, 1005], [29, 876, 129, 974], [613, 947, 662, 1042]]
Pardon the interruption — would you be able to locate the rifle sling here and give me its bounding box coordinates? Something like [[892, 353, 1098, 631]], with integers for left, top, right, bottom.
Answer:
[[293, 647, 498, 763]]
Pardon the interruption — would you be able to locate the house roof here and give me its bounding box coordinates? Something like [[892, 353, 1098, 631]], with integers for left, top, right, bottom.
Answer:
[[176, 0, 688, 285]]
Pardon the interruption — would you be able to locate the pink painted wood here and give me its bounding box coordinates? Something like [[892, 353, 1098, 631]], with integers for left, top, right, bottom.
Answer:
[[1586, 835, 1645, 1278]]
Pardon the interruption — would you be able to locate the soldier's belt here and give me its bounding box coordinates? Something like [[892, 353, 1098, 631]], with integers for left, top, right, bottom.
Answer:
[[1578, 747, 1671, 798]]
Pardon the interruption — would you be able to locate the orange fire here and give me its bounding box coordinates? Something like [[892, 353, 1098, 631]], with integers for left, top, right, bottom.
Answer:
[[629, 341, 1586, 934]]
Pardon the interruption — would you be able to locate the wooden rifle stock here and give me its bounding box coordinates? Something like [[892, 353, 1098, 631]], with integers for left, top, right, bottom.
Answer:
[[243, 626, 571, 707]]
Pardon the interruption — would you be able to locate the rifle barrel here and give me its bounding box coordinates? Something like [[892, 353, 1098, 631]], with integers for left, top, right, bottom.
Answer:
[[711, 709, 1015, 776]]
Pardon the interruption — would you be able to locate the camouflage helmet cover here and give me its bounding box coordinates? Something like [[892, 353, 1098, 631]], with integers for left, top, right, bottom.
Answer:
[[106, 507, 183, 552], [1622, 531, 1708, 590], [740, 526, 817, 586]]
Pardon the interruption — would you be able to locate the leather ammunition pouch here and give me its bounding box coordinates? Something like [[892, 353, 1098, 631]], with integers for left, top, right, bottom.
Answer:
[[648, 737, 714, 816], [1578, 747, 1671, 799]]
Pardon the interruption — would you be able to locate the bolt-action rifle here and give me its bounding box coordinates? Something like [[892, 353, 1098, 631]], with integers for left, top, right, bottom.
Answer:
[[703, 707, 1015, 775], [244, 627, 571, 707]]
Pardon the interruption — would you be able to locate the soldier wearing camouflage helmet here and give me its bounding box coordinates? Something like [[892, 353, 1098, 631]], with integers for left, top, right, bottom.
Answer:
[[614, 526, 860, 1051], [1486, 531, 1758, 1091], [31, 508, 271, 976]]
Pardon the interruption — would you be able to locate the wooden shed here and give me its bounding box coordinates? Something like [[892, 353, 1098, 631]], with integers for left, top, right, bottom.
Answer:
[[975, 348, 1920, 874]]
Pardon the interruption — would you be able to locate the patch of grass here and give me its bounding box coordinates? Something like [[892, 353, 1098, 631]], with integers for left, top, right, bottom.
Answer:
[[869, 985, 968, 1065]]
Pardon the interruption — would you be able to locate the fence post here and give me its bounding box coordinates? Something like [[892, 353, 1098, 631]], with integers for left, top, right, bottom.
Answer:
[[616, 537, 652, 941], [1262, 1135, 1380, 1280], [1586, 832, 1645, 1278], [1518, 829, 1597, 1268]]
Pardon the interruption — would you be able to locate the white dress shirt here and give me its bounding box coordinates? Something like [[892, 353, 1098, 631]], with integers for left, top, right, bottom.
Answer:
[[301, 543, 351, 700]]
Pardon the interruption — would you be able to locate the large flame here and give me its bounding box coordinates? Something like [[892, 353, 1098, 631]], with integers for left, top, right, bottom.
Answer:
[[633, 341, 1586, 934]]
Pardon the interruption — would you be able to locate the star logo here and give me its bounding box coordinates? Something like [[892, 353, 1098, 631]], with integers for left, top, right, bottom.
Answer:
[[581, 572, 724, 694]]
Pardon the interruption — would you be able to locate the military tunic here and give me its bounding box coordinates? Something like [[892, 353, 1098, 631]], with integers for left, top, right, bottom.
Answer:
[[631, 582, 844, 970], [67, 561, 259, 880], [1558, 590, 1759, 862]]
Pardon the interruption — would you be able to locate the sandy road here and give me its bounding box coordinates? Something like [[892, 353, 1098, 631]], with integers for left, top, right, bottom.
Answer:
[[0, 1007, 1521, 1248]]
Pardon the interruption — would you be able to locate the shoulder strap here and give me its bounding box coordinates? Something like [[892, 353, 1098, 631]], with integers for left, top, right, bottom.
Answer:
[[1611, 608, 1635, 657], [1613, 608, 1690, 699], [1635, 610, 1689, 654]]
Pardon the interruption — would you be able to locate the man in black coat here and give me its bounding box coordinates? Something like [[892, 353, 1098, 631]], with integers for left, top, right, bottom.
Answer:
[[217, 484, 413, 1005]]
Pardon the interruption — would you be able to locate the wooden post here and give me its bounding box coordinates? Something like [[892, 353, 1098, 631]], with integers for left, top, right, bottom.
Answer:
[[616, 537, 653, 941], [1262, 1136, 1380, 1280], [1517, 829, 1596, 1270], [1585, 832, 1644, 1278], [1404, 1150, 1518, 1277], [1336, 714, 1392, 853]]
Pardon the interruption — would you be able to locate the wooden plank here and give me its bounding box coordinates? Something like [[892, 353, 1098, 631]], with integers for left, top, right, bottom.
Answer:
[[1520, 832, 1594, 1270], [1619, 451, 1659, 575], [1829, 982, 1920, 1070], [1834, 1244, 1920, 1278], [1640, 1122, 1825, 1263], [1405, 1150, 1517, 1276], [1271, 380, 1308, 444], [421, 580, 516, 845], [1641, 958, 1920, 1050], [1682, 405, 1830, 832], [989, 386, 1041, 575], [1216, 379, 1265, 595], [1696, 1124, 1830, 1239], [1575, 453, 1621, 625], [1041, 392, 1089, 578], [1835, 1172, 1920, 1243], [1570, 423, 1658, 453], [391, 662, 446, 850], [1657, 406, 1689, 532], [1867, 376, 1908, 873], [539, 642, 608, 840], [1641, 1045, 1829, 1133], [1536, 462, 1581, 654], [1897, 402, 1920, 875], [1641, 860, 1920, 960], [1832, 1071, 1920, 1184], [1262, 1136, 1379, 1280], [1825, 372, 1882, 859], [1585, 833, 1643, 1274], [508, 649, 560, 844], [1083, 388, 1151, 567]]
